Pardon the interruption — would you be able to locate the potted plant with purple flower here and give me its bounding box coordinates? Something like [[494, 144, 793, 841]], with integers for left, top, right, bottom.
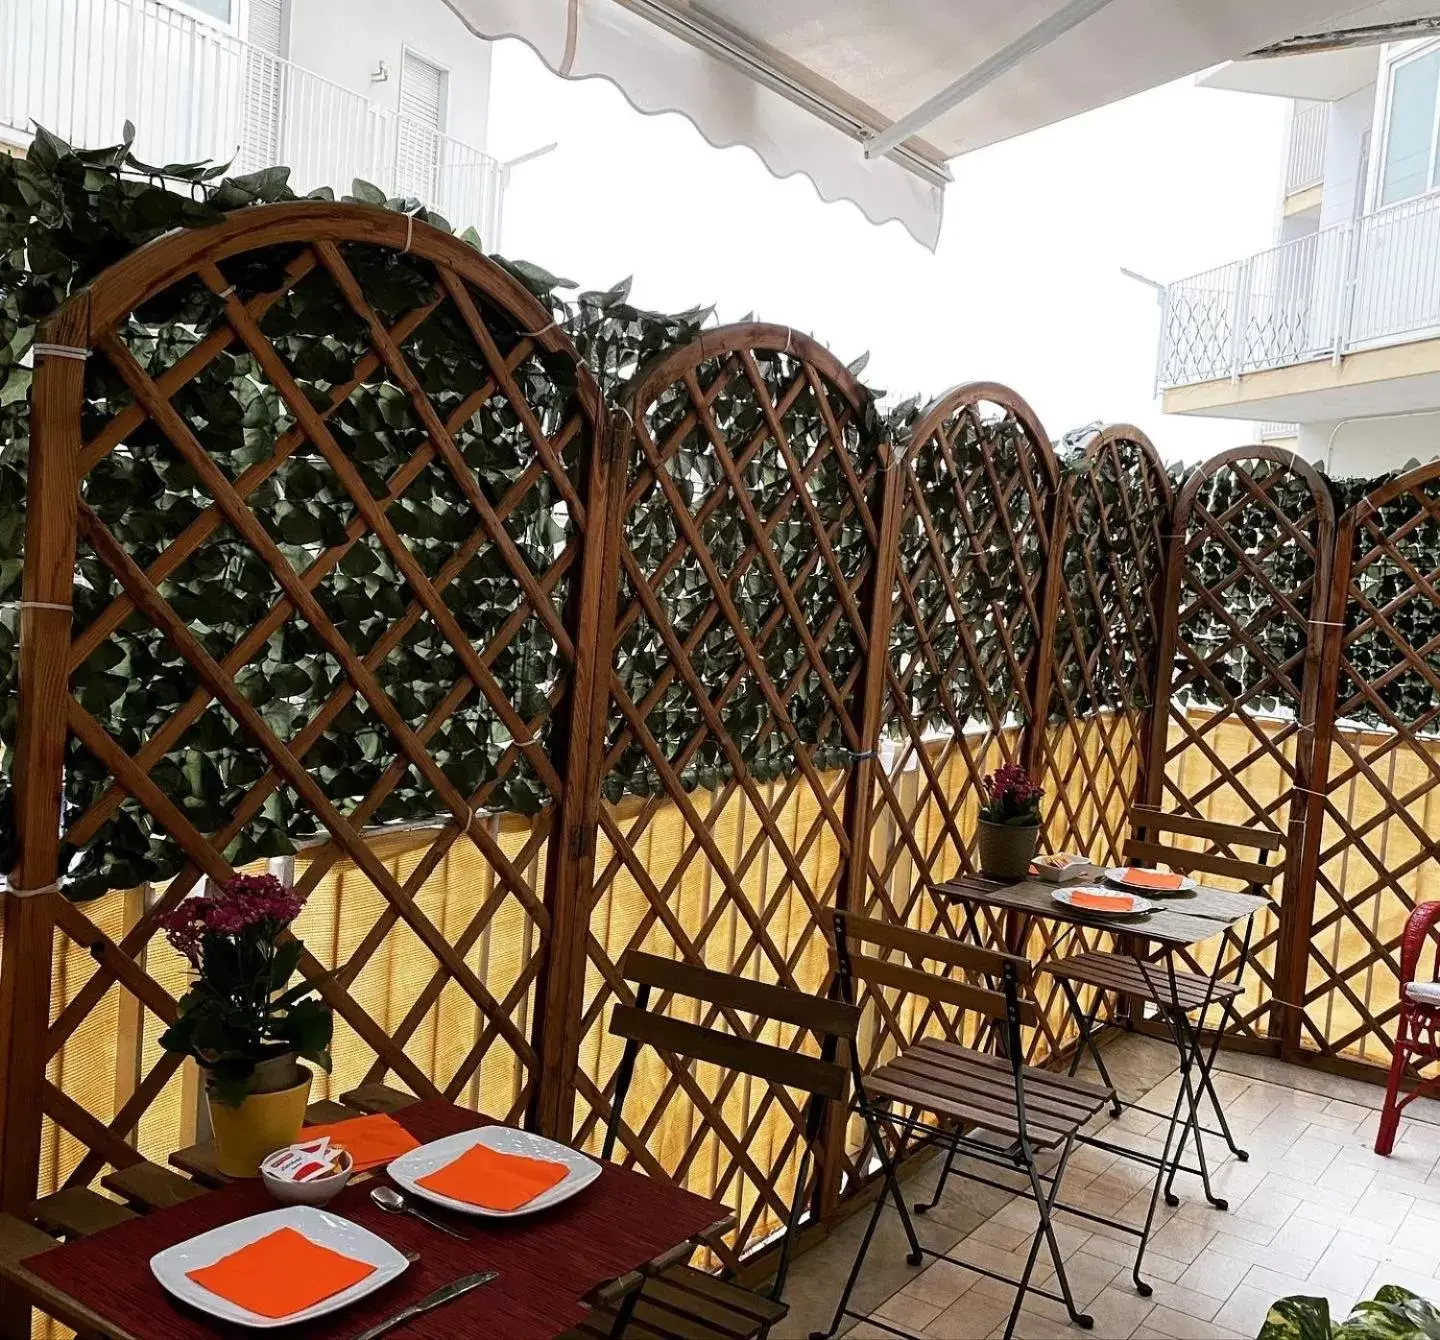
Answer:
[[159, 873, 332, 1176], [977, 763, 1045, 879]]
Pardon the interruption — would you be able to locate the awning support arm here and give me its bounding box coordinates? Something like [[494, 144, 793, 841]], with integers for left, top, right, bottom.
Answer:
[[864, 0, 1119, 161]]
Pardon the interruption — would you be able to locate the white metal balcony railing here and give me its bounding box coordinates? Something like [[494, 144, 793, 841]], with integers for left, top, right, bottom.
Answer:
[[1286, 101, 1328, 197], [0, 0, 504, 243], [1158, 186, 1440, 389]]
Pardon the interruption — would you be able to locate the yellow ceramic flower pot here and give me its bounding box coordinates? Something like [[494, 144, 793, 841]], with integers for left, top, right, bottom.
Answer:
[[206, 1069, 312, 1178]]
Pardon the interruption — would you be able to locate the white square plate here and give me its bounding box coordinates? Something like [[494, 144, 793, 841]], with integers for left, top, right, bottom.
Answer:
[[1105, 867, 1197, 894], [388, 1125, 601, 1218], [149, 1205, 409, 1329], [1052, 886, 1157, 917]]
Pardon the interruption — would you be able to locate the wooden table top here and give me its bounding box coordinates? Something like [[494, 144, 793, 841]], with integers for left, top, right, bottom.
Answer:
[[936, 874, 1269, 948], [0, 1086, 731, 1340]]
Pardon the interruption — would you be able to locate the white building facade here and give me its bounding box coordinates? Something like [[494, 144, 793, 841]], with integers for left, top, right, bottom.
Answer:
[[0, 0, 505, 243], [1158, 38, 1440, 476]]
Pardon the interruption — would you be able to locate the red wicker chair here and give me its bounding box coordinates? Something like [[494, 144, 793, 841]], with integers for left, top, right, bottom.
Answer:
[[1376, 901, 1440, 1155]]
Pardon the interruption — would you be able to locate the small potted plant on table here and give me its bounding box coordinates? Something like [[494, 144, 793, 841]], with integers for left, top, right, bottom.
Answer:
[[159, 873, 333, 1177], [977, 763, 1044, 880]]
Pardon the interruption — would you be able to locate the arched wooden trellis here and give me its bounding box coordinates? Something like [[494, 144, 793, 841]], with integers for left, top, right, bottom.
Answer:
[[1296, 462, 1440, 1065], [1044, 425, 1172, 867], [860, 384, 1063, 1053], [0, 203, 609, 1213], [566, 325, 893, 1268], [1147, 446, 1335, 1046]]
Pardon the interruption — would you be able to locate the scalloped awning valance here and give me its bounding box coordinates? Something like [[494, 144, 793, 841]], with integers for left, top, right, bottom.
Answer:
[[440, 0, 1436, 250]]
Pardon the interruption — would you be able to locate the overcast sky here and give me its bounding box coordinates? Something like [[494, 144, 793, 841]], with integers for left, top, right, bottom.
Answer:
[[485, 39, 1288, 465]]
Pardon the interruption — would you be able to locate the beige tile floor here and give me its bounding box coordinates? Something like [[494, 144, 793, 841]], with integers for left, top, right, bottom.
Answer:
[[776, 1034, 1440, 1340]]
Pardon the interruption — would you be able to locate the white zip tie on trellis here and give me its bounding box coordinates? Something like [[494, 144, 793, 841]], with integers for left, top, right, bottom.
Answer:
[[1, 600, 73, 613], [401, 213, 414, 255], [5, 880, 60, 898], [31, 343, 90, 361], [1308, 619, 1345, 627], [521, 319, 559, 338], [216, 285, 236, 300]]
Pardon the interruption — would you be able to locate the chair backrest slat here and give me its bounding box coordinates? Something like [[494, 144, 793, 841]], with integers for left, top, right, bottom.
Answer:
[[1129, 809, 1283, 852], [843, 950, 1038, 1028], [609, 1005, 849, 1101], [623, 949, 859, 1039], [829, 909, 1033, 983], [1122, 838, 1276, 888]]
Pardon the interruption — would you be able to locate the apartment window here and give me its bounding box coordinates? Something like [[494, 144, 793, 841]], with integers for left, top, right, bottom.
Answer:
[[163, 0, 234, 23], [395, 51, 447, 203], [1380, 46, 1440, 206]]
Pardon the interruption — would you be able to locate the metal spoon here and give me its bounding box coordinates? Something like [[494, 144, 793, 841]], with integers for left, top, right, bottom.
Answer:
[[370, 1184, 470, 1241]]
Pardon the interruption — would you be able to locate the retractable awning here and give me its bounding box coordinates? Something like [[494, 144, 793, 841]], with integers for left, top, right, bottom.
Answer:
[[445, 1, 1440, 249]]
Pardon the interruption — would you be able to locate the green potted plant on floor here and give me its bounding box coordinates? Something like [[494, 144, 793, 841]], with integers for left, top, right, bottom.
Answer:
[[976, 763, 1044, 879], [159, 873, 333, 1177]]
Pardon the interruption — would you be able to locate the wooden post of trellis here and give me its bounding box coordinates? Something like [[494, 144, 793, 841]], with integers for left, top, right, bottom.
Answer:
[[1022, 465, 1069, 790], [819, 435, 905, 1225], [532, 407, 623, 1142], [0, 304, 87, 1337], [1273, 489, 1337, 1056]]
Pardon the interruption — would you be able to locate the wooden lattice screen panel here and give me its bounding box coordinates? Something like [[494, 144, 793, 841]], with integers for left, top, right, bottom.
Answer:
[[2, 204, 608, 1205], [567, 326, 888, 1267], [1146, 447, 1334, 1045], [860, 384, 1075, 1067], [1297, 463, 1440, 1065], [1044, 425, 1171, 867]]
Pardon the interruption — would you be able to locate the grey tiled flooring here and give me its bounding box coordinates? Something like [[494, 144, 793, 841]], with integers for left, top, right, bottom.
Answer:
[[776, 1035, 1440, 1340]]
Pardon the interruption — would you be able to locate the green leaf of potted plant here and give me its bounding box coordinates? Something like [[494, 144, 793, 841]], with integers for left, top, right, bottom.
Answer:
[[976, 764, 1044, 880], [158, 873, 332, 1177]]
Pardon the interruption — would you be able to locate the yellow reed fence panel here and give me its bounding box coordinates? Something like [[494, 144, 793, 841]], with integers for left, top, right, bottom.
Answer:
[[577, 772, 842, 1261], [1307, 724, 1440, 1068]]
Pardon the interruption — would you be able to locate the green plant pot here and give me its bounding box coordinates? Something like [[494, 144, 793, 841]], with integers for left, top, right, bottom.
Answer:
[[977, 820, 1040, 880]]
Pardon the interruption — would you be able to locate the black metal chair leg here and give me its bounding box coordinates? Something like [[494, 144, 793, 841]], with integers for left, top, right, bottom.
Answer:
[[1196, 998, 1249, 1161], [808, 1168, 892, 1340], [915, 1132, 959, 1215], [1130, 1053, 1191, 1297], [1165, 1009, 1226, 1211], [1059, 977, 1121, 1116], [1024, 1136, 1093, 1331]]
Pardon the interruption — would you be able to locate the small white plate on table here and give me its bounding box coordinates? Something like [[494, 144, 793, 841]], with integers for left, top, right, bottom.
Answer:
[[1104, 867, 1196, 895], [388, 1125, 601, 1219], [1052, 886, 1158, 918], [150, 1205, 409, 1330]]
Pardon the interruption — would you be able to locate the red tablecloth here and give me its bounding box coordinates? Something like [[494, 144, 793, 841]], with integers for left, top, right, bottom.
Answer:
[[26, 1101, 727, 1340]]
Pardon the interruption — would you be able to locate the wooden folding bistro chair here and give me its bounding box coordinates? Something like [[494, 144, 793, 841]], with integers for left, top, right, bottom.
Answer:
[[567, 949, 861, 1340], [1044, 812, 1280, 1264], [813, 910, 1111, 1340]]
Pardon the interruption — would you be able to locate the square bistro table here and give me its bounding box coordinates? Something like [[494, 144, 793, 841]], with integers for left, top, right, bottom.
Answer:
[[935, 873, 1268, 1295], [0, 1090, 730, 1340]]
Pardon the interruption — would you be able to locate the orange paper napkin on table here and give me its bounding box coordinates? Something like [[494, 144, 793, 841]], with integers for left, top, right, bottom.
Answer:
[[299, 1112, 420, 1172], [187, 1226, 375, 1319], [1070, 891, 1137, 913], [417, 1142, 569, 1212], [1115, 868, 1185, 891]]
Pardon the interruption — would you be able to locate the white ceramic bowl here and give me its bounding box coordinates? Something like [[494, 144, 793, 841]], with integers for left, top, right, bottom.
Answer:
[[261, 1149, 353, 1206]]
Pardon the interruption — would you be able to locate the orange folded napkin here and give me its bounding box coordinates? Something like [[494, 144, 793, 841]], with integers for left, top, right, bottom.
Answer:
[[299, 1113, 421, 1173], [187, 1226, 375, 1319], [416, 1142, 569, 1211], [1115, 868, 1184, 891], [1070, 891, 1136, 913]]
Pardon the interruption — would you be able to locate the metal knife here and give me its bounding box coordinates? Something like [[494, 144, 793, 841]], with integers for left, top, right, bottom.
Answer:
[[351, 1270, 498, 1340]]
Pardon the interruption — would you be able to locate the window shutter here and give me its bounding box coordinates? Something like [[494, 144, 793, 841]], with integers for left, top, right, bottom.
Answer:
[[396, 51, 445, 203], [247, 0, 284, 55], [239, 0, 286, 171]]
